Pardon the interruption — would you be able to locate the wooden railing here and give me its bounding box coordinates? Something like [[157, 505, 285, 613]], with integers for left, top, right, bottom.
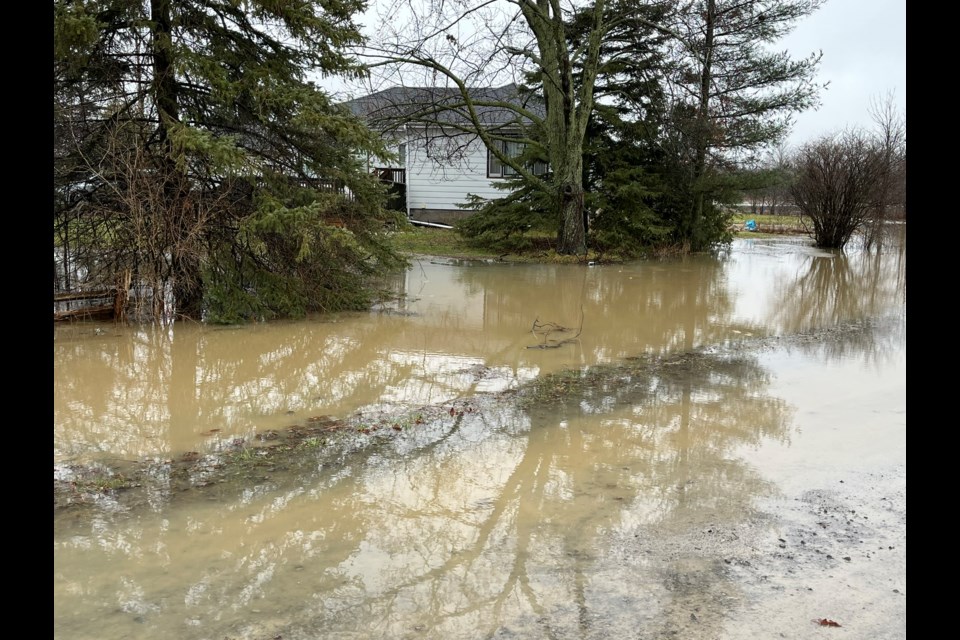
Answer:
[[373, 167, 406, 185], [54, 288, 118, 322], [298, 168, 405, 196]]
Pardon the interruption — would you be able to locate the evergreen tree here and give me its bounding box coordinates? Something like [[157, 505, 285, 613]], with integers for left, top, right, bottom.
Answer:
[[452, 0, 824, 256], [662, 0, 826, 250], [54, 0, 406, 323], [572, 0, 678, 256], [457, 0, 675, 258]]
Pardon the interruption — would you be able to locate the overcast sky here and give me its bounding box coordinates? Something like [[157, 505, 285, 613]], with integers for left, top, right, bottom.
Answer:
[[780, 0, 906, 148]]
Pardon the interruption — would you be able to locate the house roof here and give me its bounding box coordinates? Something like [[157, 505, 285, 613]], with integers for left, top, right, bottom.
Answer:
[[341, 83, 544, 130]]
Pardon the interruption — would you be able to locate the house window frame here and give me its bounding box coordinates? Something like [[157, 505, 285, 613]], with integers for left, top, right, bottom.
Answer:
[[487, 136, 548, 179]]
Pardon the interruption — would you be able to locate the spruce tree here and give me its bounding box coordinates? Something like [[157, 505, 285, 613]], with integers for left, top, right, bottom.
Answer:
[[662, 0, 826, 250], [54, 0, 406, 323]]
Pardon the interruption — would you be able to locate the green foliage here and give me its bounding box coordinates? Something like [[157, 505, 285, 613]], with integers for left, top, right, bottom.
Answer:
[[659, 0, 825, 250], [646, 147, 737, 250], [579, 101, 675, 256], [665, 0, 826, 155], [53, 2, 99, 68], [54, 0, 404, 322], [204, 184, 407, 324], [563, 4, 691, 257], [588, 179, 673, 257], [456, 184, 556, 253]]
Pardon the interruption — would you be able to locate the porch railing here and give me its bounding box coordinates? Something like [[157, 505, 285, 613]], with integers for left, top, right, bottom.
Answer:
[[373, 167, 406, 185]]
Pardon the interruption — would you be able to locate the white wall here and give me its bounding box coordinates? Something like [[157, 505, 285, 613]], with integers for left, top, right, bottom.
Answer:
[[405, 127, 514, 214]]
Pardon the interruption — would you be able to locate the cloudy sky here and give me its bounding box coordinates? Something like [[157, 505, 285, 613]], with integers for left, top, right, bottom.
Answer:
[[779, 0, 906, 147]]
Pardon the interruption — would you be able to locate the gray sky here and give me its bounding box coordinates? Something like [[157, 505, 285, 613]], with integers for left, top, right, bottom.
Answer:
[[780, 0, 906, 148]]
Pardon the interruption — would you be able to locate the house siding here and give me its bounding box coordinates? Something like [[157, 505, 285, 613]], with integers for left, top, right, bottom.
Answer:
[[404, 127, 512, 225], [340, 85, 544, 225]]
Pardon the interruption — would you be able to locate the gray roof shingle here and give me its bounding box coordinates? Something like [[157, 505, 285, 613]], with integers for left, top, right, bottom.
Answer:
[[341, 84, 544, 129]]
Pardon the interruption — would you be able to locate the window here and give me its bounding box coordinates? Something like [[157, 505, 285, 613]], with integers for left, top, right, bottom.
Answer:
[[487, 138, 548, 178]]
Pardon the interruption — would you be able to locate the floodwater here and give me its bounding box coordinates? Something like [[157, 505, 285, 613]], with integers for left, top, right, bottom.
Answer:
[[53, 231, 906, 640]]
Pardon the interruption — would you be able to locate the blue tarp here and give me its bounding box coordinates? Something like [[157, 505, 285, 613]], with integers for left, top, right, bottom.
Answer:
[[744, 219, 757, 231]]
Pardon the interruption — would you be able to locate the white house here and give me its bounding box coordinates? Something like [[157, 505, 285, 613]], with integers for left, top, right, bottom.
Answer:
[[342, 84, 547, 226]]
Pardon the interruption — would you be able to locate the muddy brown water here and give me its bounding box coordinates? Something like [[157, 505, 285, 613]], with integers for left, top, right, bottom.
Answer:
[[54, 233, 906, 640]]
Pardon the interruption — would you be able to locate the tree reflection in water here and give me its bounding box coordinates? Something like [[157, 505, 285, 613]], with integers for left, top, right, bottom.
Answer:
[[54, 233, 905, 640]]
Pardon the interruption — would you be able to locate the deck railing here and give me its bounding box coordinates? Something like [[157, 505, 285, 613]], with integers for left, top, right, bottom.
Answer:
[[373, 167, 406, 185]]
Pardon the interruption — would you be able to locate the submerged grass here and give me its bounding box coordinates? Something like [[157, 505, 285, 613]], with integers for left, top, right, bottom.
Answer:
[[728, 212, 811, 236], [54, 404, 456, 514], [390, 226, 495, 259], [391, 216, 811, 265]]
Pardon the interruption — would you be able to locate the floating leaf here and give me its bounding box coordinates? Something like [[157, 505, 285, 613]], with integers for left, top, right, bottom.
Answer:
[[813, 618, 842, 627]]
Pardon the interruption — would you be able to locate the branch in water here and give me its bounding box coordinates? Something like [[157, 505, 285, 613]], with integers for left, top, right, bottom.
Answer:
[[527, 307, 583, 349]]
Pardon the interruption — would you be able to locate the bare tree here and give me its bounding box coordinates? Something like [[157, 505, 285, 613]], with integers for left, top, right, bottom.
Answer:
[[741, 141, 795, 216], [863, 91, 906, 249], [359, 0, 661, 256], [789, 130, 887, 250]]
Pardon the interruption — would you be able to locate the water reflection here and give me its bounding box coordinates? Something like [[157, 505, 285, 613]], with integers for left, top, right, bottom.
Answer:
[[53, 250, 766, 463], [59, 235, 901, 465], [55, 341, 810, 638], [54, 235, 906, 639], [768, 236, 906, 334]]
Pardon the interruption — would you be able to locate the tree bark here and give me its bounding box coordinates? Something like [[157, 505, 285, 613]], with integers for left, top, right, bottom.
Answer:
[[689, 0, 716, 250], [151, 0, 204, 319], [557, 174, 587, 255]]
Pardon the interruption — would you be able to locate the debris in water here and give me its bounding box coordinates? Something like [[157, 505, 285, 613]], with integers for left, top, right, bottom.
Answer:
[[813, 618, 842, 627]]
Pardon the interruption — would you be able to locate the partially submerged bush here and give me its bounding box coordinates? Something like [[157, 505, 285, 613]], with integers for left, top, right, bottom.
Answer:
[[790, 131, 888, 250]]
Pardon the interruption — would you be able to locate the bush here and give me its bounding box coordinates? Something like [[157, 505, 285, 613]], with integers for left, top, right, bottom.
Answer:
[[790, 131, 887, 249]]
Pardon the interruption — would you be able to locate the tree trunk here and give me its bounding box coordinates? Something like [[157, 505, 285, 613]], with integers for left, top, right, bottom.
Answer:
[[553, 140, 587, 255], [172, 253, 204, 319], [557, 182, 587, 255], [152, 0, 204, 320], [688, 0, 716, 251]]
